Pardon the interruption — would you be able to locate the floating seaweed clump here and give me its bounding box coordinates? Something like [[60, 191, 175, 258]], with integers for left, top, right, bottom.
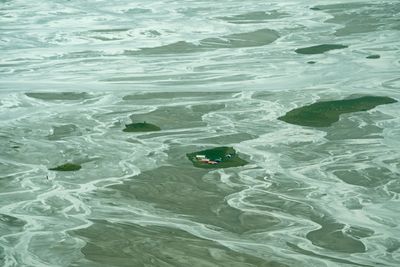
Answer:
[[187, 146, 248, 169], [49, 163, 81, 171], [278, 96, 397, 127], [295, 44, 348, 54], [123, 122, 161, 132]]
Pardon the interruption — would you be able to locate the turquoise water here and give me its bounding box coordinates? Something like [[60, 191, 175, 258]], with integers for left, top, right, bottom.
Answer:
[[1, 1, 400, 266]]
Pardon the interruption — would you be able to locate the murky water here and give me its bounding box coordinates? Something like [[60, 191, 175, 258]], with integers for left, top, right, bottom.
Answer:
[[1, 0, 400, 266]]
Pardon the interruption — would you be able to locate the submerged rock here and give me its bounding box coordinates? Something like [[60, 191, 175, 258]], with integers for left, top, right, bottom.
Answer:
[[123, 122, 161, 132], [49, 163, 82, 171], [295, 44, 348, 54], [278, 96, 397, 127], [187, 146, 248, 169]]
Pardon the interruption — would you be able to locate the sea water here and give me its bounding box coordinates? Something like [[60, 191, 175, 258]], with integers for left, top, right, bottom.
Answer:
[[1, 0, 400, 266]]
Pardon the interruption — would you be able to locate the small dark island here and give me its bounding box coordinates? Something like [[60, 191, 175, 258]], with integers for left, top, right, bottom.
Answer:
[[187, 146, 248, 169], [278, 96, 397, 127], [123, 122, 161, 132], [49, 163, 82, 171], [295, 44, 348, 54]]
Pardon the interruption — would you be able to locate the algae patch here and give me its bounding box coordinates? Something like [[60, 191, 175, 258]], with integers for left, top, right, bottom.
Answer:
[[49, 163, 81, 171], [187, 147, 248, 169], [278, 96, 397, 127], [123, 122, 161, 132], [295, 44, 348, 54]]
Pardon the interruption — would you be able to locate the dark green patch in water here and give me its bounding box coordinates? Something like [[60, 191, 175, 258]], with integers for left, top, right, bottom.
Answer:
[[278, 96, 397, 127], [332, 167, 395, 188], [306, 222, 367, 253], [123, 122, 161, 132], [26, 92, 90, 101], [49, 163, 82, 171], [217, 10, 287, 24], [130, 28, 279, 55], [295, 44, 348, 54], [73, 219, 288, 267], [312, 3, 400, 36], [366, 54, 380, 59], [122, 91, 231, 100], [90, 28, 130, 33], [0, 213, 26, 230], [286, 242, 370, 266], [187, 146, 248, 169]]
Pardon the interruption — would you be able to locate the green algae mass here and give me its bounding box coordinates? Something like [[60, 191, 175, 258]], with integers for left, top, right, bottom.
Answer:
[[187, 146, 248, 169], [278, 96, 397, 127], [123, 122, 161, 132], [295, 44, 348, 54], [49, 163, 81, 171]]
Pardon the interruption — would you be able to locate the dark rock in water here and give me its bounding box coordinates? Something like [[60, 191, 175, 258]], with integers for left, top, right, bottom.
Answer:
[[49, 163, 81, 171], [295, 44, 348, 54], [366, 54, 380, 59], [310, 7, 322, 11], [307, 61, 316, 64], [278, 96, 397, 127], [187, 146, 248, 169], [123, 122, 161, 132]]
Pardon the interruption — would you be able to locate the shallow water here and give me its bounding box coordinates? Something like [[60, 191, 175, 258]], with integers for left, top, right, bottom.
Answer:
[[1, 0, 400, 266]]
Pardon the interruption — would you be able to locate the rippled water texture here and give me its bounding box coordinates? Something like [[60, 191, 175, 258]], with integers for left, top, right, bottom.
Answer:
[[1, 0, 400, 266]]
